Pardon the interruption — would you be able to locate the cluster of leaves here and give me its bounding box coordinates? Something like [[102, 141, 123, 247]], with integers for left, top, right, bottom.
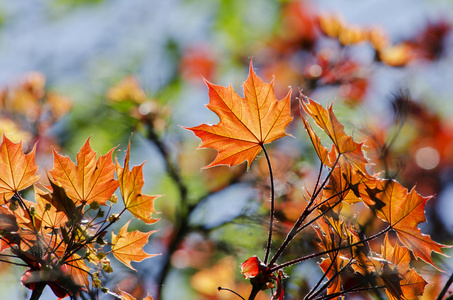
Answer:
[[217, 1, 451, 107], [0, 135, 160, 300], [0, 72, 71, 147], [185, 62, 450, 299], [1, 2, 452, 299], [317, 13, 451, 67], [99, 10, 453, 295]]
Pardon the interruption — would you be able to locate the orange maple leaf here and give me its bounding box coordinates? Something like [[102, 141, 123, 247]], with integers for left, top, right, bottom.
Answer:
[[41, 178, 83, 222], [49, 138, 119, 206], [363, 179, 449, 269], [34, 185, 68, 233], [314, 222, 346, 300], [301, 116, 329, 166], [116, 141, 160, 224], [111, 219, 159, 271], [0, 134, 39, 203], [66, 253, 90, 289], [381, 233, 427, 300], [118, 288, 154, 300], [301, 97, 368, 175], [184, 61, 292, 168]]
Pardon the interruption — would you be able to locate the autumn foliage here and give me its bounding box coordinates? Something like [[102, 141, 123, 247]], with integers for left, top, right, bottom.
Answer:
[[184, 62, 292, 169], [0, 135, 160, 299], [1, 2, 453, 299], [185, 62, 450, 300], [1, 59, 452, 300]]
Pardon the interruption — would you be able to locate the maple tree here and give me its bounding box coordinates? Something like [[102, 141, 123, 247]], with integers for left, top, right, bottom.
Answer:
[[1, 2, 453, 299], [185, 61, 450, 300], [0, 134, 160, 300]]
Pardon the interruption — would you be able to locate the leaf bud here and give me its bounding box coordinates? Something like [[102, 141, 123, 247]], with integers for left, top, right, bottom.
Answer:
[[29, 206, 36, 217], [9, 201, 18, 211], [101, 258, 113, 273], [96, 209, 105, 218], [93, 277, 102, 288], [108, 214, 120, 223], [90, 201, 100, 210], [96, 236, 106, 245], [109, 194, 118, 204]]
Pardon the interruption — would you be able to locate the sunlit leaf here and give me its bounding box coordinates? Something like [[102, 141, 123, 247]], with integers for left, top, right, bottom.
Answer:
[[34, 185, 68, 233], [42, 178, 83, 222], [301, 97, 368, 175], [363, 179, 449, 269], [315, 223, 347, 300], [184, 61, 292, 169], [116, 141, 160, 224], [301, 114, 329, 165], [0, 134, 39, 202], [118, 288, 137, 300], [111, 220, 159, 271], [66, 253, 90, 288], [241, 256, 265, 279], [49, 138, 118, 206], [382, 233, 427, 300]]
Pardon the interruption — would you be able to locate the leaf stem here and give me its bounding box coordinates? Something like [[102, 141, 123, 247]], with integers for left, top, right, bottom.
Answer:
[[261, 144, 275, 265]]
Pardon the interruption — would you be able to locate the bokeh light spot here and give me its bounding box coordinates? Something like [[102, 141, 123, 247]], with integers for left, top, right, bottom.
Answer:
[[138, 101, 156, 116], [308, 64, 322, 78], [415, 146, 440, 170]]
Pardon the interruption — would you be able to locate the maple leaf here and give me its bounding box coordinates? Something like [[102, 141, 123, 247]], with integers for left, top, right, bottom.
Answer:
[[116, 141, 160, 224], [317, 167, 350, 213], [34, 185, 68, 232], [118, 289, 136, 300], [0, 206, 18, 233], [66, 253, 90, 288], [184, 61, 292, 169], [301, 97, 368, 175], [315, 223, 347, 300], [318, 258, 343, 299], [111, 219, 159, 271], [41, 178, 83, 222], [49, 138, 119, 206], [118, 288, 154, 300], [0, 206, 19, 250], [301, 115, 329, 166], [0, 134, 39, 203], [363, 179, 449, 269], [381, 233, 427, 300]]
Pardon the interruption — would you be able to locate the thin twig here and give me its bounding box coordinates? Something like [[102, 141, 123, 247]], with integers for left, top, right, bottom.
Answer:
[[304, 246, 341, 300], [261, 144, 275, 265], [218, 287, 246, 300], [437, 272, 453, 300], [315, 282, 386, 300], [269, 155, 340, 266], [269, 226, 391, 273]]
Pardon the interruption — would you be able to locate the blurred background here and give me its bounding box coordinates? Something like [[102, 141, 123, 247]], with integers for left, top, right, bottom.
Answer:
[[1, 0, 453, 299]]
